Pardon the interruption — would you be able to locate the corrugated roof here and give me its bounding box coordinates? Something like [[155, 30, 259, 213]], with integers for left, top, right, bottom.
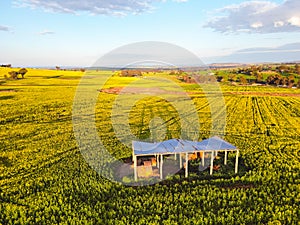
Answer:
[[133, 136, 237, 156]]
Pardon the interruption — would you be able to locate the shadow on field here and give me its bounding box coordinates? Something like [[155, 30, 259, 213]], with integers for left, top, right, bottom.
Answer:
[[0, 156, 12, 167], [0, 95, 14, 100], [116, 154, 252, 188], [43, 75, 62, 79]]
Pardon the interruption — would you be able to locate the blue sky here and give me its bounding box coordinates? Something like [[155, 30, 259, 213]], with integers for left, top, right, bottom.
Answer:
[[1, 0, 300, 67]]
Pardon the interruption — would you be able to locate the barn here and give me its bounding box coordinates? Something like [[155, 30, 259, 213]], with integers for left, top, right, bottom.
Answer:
[[132, 136, 239, 181]]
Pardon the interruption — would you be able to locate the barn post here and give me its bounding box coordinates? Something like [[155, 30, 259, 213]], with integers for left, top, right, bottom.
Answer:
[[180, 153, 183, 168], [201, 151, 205, 167], [210, 151, 214, 175], [224, 150, 228, 165], [160, 154, 163, 179], [235, 149, 239, 173], [134, 155, 138, 181], [185, 153, 188, 178]]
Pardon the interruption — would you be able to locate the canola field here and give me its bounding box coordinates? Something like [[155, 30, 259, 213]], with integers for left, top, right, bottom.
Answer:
[[0, 68, 299, 224]]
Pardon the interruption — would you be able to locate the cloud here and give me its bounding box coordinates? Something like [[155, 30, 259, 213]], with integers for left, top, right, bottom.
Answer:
[[0, 25, 11, 32], [38, 30, 55, 35], [204, 0, 300, 33], [288, 16, 300, 27], [14, 0, 187, 16]]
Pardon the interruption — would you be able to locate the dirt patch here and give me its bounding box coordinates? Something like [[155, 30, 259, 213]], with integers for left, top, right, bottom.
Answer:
[[0, 89, 16, 93], [228, 91, 300, 97], [99, 87, 300, 97], [99, 87, 186, 95], [99, 87, 124, 94]]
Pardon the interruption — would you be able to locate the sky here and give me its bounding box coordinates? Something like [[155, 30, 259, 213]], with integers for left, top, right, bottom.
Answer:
[[1, 0, 300, 67]]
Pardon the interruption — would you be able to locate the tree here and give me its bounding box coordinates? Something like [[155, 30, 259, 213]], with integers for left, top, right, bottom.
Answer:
[[18, 68, 28, 79], [274, 75, 282, 86], [266, 75, 274, 85], [228, 74, 236, 82], [216, 76, 223, 82], [6, 68, 27, 80], [295, 64, 300, 75], [251, 66, 258, 75], [255, 72, 263, 83], [266, 74, 283, 86], [8, 71, 18, 80], [288, 75, 295, 88], [277, 65, 288, 73], [239, 76, 247, 85], [280, 77, 288, 86]]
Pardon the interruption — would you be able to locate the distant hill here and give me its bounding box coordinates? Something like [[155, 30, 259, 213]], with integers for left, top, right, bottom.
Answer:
[[207, 42, 300, 64], [209, 63, 248, 68]]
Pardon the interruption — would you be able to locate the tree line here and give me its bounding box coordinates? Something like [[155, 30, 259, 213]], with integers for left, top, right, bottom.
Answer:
[[215, 64, 300, 88]]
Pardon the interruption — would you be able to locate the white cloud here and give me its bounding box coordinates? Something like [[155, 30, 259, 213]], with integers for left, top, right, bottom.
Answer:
[[274, 21, 284, 27], [204, 0, 300, 33], [0, 25, 11, 32], [14, 0, 187, 16], [251, 22, 263, 28], [288, 16, 300, 27], [38, 30, 55, 35]]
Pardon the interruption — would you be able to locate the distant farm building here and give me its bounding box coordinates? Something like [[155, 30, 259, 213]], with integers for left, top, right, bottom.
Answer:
[[120, 70, 142, 77]]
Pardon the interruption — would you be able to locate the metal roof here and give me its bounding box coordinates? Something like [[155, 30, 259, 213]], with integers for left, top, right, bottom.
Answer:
[[133, 136, 237, 156]]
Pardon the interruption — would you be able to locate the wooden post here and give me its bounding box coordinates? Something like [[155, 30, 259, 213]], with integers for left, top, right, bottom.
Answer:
[[235, 149, 239, 173], [174, 153, 177, 160], [134, 155, 138, 181], [201, 151, 205, 167], [224, 150, 228, 165], [180, 153, 183, 168], [210, 151, 214, 175], [185, 153, 188, 178], [156, 154, 159, 169], [160, 154, 163, 179]]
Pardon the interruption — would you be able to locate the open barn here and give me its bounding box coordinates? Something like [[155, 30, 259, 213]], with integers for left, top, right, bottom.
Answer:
[[132, 136, 239, 181]]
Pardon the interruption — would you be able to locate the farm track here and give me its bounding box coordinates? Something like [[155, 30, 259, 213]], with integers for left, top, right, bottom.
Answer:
[[227, 91, 300, 97]]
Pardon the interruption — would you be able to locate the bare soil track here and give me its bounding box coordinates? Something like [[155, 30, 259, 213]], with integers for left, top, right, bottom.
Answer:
[[228, 91, 300, 97]]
